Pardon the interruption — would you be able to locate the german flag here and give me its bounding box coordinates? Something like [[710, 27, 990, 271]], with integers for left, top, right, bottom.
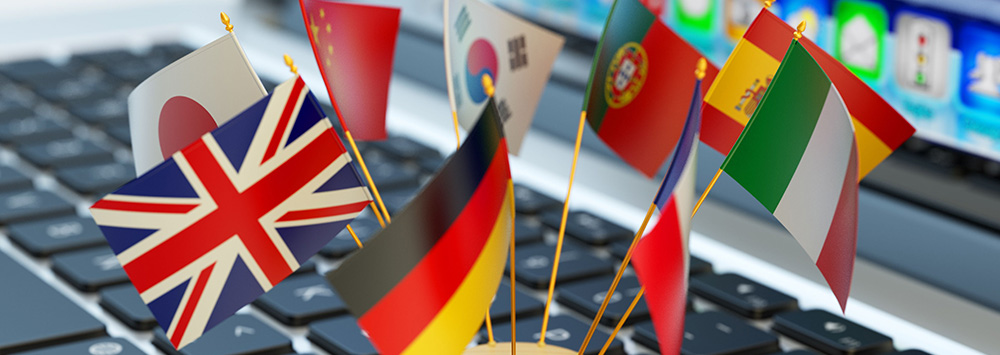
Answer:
[[326, 99, 512, 355], [701, 9, 914, 179]]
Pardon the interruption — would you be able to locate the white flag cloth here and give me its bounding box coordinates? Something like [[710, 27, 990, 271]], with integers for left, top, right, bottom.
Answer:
[[444, 0, 564, 154], [128, 32, 266, 175]]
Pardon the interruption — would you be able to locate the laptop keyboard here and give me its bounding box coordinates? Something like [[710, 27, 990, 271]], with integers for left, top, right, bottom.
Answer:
[[0, 44, 932, 355]]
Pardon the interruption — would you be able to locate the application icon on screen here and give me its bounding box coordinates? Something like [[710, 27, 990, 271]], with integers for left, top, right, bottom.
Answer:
[[675, 0, 716, 33], [895, 12, 951, 98], [725, 0, 766, 41], [959, 22, 1000, 113], [834, 0, 887, 81], [780, 0, 827, 43]]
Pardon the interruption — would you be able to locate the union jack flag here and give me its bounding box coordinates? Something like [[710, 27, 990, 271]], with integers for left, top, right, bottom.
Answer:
[[90, 76, 371, 350]]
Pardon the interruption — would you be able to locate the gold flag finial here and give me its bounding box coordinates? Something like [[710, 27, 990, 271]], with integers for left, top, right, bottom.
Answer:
[[764, 0, 774, 9], [482, 74, 495, 98], [221, 12, 234, 33], [284, 54, 298, 75], [794, 21, 806, 40], [695, 57, 707, 80]]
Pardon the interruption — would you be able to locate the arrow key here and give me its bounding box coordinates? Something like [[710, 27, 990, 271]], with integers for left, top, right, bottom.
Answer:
[[153, 314, 293, 355], [253, 274, 347, 325]]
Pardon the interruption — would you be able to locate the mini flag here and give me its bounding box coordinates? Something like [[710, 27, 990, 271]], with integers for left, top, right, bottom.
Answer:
[[300, 0, 400, 141], [721, 41, 858, 311], [631, 78, 701, 355], [583, 0, 718, 178], [327, 99, 513, 355], [702, 9, 914, 179], [128, 33, 266, 175], [444, 0, 564, 154], [92, 77, 372, 349]]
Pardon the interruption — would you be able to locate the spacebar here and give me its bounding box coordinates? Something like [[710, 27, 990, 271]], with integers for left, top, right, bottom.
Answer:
[[0, 251, 106, 354]]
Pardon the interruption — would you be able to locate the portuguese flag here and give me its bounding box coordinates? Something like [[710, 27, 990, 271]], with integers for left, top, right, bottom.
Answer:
[[326, 99, 512, 354], [722, 41, 859, 311], [702, 9, 914, 179], [583, 0, 717, 178]]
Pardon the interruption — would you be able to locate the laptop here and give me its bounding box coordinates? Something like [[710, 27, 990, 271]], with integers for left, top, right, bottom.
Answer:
[[0, 0, 997, 353]]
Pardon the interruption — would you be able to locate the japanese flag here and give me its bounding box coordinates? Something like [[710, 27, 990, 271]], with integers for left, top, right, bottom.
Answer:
[[127, 32, 266, 175], [444, 0, 564, 154]]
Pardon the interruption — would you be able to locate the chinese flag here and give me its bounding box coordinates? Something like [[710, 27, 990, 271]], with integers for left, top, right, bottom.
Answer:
[[299, 0, 400, 141]]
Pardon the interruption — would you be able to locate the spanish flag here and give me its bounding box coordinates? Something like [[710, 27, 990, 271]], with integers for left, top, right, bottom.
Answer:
[[326, 99, 512, 355], [702, 9, 914, 179]]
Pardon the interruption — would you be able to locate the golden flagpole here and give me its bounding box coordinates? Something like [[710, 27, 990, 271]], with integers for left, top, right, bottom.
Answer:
[[537, 110, 587, 347], [284, 54, 364, 249], [596, 22, 806, 355], [507, 179, 518, 355], [481, 73, 498, 347]]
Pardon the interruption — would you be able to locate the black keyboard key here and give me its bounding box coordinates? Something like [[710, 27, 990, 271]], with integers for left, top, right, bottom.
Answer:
[[690, 273, 798, 319], [888, 350, 931, 355], [0, 118, 74, 144], [14, 337, 144, 355], [308, 316, 377, 355], [773, 310, 894, 355], [66, 96, 128, 126], [0, 59, 64, 82], [78, 50, 141, 69], [56, 162, 135, 195], [32, 76, 116, 103], [99, 284, 158, 330], [0, 165, 34, 192], [636, 311, 780, 355], [150, 44, 193, 63], [153, 314, 294, 355], [8, 216, 107, 256], [771, 351, 820, 355], [107, 125, 131, 144], [515, 218, 545, 245], [51, 246, 129, 291], [0, 253, 106, 353], [370, 136, 441, 161], [482, 315, 625, 355], [254, 274, 347, 325], [489, 281, 545, 323], [541, 210, 631, 246], [509, 240, 613, 289], [0, 102, 33, 122], [320, 217, 381, 258], [513, 184, 560, 214], [557, 275, 649, 326], [19, 138, 115, 169], [0, 190, 75, 224]]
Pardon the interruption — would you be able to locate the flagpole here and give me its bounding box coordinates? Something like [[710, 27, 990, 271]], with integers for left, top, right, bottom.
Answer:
[[576, 58, 708, 354], [481, 73, 498, 347], [452, 112, 462, 149], [283, 55, 367, 249], [507, 179, 518, 355], [537, 110, 587, 347], [597, 24, 809, 351], [296, 0, 391, 228]]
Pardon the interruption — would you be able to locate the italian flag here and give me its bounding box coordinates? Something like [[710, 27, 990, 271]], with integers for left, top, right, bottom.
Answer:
[[721, 41, 859, 311]]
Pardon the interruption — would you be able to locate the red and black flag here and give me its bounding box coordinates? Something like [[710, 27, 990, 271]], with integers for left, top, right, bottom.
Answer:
[[325, 100, 513, 355]]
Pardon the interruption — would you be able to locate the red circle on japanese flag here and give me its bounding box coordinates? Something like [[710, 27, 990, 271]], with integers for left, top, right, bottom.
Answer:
[[158, 96, 218, 160]]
